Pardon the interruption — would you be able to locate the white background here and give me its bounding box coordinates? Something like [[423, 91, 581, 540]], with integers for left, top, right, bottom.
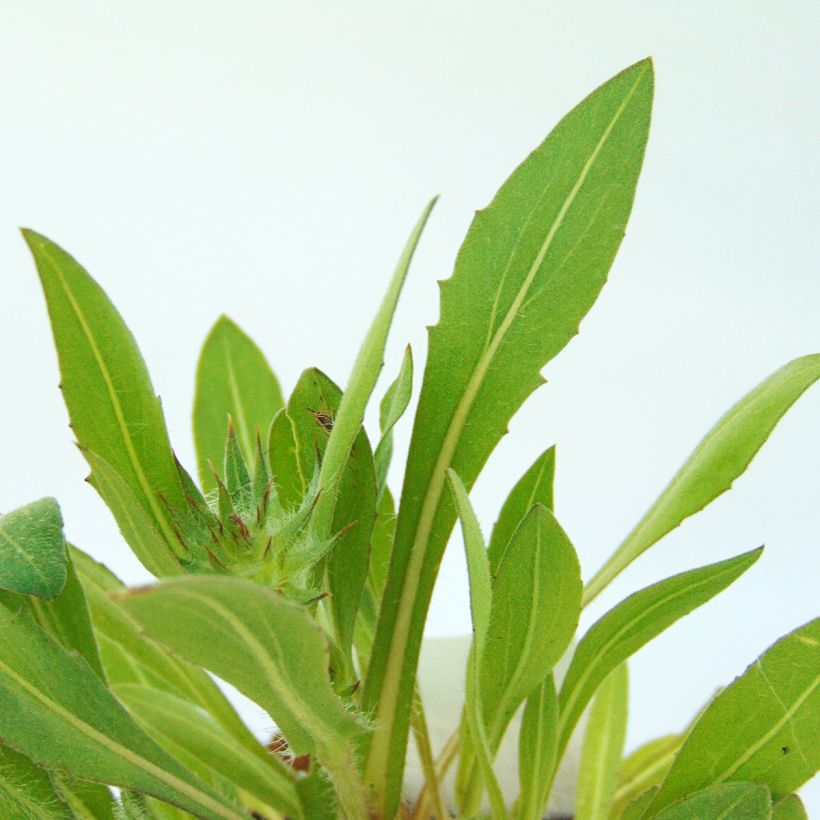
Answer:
[[1, 1, 818, 812]]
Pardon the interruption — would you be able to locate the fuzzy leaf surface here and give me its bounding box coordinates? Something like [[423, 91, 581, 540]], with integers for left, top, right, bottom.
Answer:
[[586, 354, 820, 603], [118, 575, 363, 758], [559, 548, 761, 757], [575, 663, 629, 820], [0, 606, 243, 819], [194, 316, 284, 493], [0, 743, 72, 819], [648, 618, 820, 812], [363, 59, 653, 813], [0, 497, 65, 599]]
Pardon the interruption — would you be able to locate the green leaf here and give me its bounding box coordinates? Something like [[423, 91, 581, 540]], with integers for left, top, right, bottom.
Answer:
[[52, 776, 117, 820], [70, 546, 256, 752], [482, 504, 582, 744], [23, 230, 186, 572], [652, 782, 772, 820], [575, 663, 629, 820], [114, 684, 302, 819], [488, 446, 555, 572], [268, 408, 303, 508], [24, 546, 105, 680], [447, 469, 507, 819], [618, 787, 658, 820], [610, 734, 681, 818], [311, 199, 436, 541], [368, 486, 396, 609], [648, 618, 820, 813], [0, 606, 243, 819], [363, 59, 653, 815], [374, 345, 414, 491], [772, 795, 808, 820], [116, 575, 364, 759], [0, 497, 66, 599], [193, 315, 284, 493], [558, 548, 762, 760], [328, 428, 378, 659], [0, 743, 72, 818], [585, 355, 820, 604], [517, 675, 559, 820]]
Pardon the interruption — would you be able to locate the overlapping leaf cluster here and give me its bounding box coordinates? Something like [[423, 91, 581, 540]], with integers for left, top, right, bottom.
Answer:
[[0, 57, 817, 820]]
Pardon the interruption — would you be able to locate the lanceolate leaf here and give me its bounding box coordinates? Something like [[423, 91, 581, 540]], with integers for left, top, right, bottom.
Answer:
[[648, 618, 820, 813], [482, 504, 582, 746], [23, 230, 186, 568], [487, 446, 555, 572], [114, 684, 302, 819], [363, 59, 654, 813], [0, 743, 72, 819], [0, 497, 66, 599], [651, 782, 772, 820], [575, 663, 629, 820], [71, 546, 256, 751], [311, 199, 436, 541], [374, 345, 414, 491], [557, 548, 762, 759], [268, 408, 304, 508], [517, 675, 559, 820], [0, 606, 243, 819], [610, 733, 681, 818], [447, 470, 507, 819], [585, 354, 820, 604], [193, 315, 284, 493], [117, 575, 364, 759]]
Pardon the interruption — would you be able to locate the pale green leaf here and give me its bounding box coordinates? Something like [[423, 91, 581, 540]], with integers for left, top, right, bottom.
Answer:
[[114, 684, 302, 819], [558, 548, 761, 760], [0, 498, 65, 599], [576, 663, 629, 820], [610, 734, 681, 818], [652, 782, 772, 820], [488, 446, 555, 572], [311, 199, 436, 540], [23, 230, 185, 570], [116, 575, 364, 759], [0, 606, 243, 819], [363, 60, 653, 815], [517, 675, 559, 820], [267, 408, 304, 508], [649, 618, 820, 812], [585, 355, 820, 604], [447, 469, 507, 819], [193, 315, 284, 493], [374, 344, 414, 491]]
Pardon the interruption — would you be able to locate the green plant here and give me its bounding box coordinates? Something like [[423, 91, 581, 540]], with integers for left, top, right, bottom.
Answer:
[[0, 57, 817, 819]]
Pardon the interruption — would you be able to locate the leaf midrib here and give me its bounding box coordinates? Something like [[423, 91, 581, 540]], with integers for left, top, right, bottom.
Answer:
[[367, 64, 649, 787], [0, 518, 53, 588], [0, 657, 241, 820]]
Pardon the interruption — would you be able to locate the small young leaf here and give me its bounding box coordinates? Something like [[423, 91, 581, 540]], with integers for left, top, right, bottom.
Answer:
[[558, 548, 762, 759], [585, 354, 820, 604], [52, 776, 117, 820], [268, 408, 304, 508], [114, 684, 302, 819], [575, 663, 629, 820], [447, 469, 507, 819], [517, 674, 559, 820], [0, 606, 243, 819], [488, 446, 555, 572], [610, 733, 681, 818], [117, 575, 364, 759], [772, 794, 808, 820], [23, 230, 186, 560], [374, 345, 414, 491], [364, 60, 654, 815], [648, 618, 820, 812], [223, 422, 253, 512], [652, 782, 772, 819], [193, 316, 284, 493], [0, 497, 66, 599], [0, 743, 72, 818], [481, 504, 582, 747]]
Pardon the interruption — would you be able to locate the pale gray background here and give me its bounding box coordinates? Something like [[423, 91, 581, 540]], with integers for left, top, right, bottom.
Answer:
[[1, 1, 818, 811]]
